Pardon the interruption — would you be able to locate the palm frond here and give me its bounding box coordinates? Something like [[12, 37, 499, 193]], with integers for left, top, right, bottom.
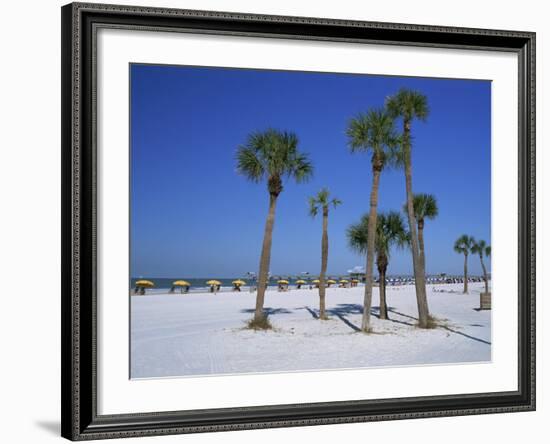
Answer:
[[454, 234, 475, 254], [385, 88, 430, 122], [308, 196, 319, 218], [471, 239, 487, 255], [406, 193, 439, 221], [346, 108, 400, 170], [236, 145, 265, 182], [308, 188, 341, 217], [289, 151, 314, 183], [346, 218, 369, 255], [347, 211, 408, 260], [236, 128, 313, 187]]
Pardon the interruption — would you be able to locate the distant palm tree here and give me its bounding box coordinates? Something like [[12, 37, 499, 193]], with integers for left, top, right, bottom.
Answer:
[[347, 108, 400, 332], [237, 129, 313, 327], [407, 193, 438, 271], [386, 88, 431, 328], [309, 188, 342, 319], [453, 234, 475, 294], [471, 239, 491, 295], [347, 211, 409, 319]]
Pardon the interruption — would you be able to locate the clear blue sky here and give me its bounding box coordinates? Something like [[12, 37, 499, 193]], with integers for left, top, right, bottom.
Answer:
[[130, 64, 491, 278]]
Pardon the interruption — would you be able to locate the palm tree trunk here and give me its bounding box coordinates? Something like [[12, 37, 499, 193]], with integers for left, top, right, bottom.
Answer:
[[362, 164, 381, 332], [255, 193, 278, 321], [463, 253, 469, 294], [403, 120, 430, 328], [319, 207, 329, 319], [377, 260, 388, 320], [480, 255, 489, 294], [417, 219, 426, 270]]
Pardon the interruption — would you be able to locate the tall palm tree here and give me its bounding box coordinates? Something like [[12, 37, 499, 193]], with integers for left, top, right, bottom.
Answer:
[[309, 188, 342, 320], [471, 239, 491, 295], [386, 88, 431, 328], [237, 129, 313, 326], [346, 109, 400, 332], [453, 234, 475, 294], [347, 211, 409, 320], [407, 193, 438, 271]]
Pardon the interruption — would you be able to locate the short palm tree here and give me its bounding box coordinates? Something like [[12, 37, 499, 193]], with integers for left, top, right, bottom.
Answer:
[[347, 108, 400, 332], [471, 239, 491, 295], [347, 211, 409, 320], [309, 188, 342, 319], [453, 234, 475, 294], [386, 88, 431, 328], [237, 129, 313, 327], [407, 193, 438, 271]]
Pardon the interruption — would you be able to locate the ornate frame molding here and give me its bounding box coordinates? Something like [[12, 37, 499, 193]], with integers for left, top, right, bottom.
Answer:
[[61, 2, 535, 440]]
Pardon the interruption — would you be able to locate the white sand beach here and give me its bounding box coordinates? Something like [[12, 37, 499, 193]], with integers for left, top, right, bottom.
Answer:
[[130, 282, 491, 379]]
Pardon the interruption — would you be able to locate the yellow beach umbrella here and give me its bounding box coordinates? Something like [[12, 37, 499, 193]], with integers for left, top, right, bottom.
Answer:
[[327, 279, 337, 284], [277, 279, 289, 284], [340, 279, 349, 283], [173, 280, 190, 287], [295, 280, 306, 284], [351, 279, 359, 283], [232, 279, 246, 286], [135, 280, 154, 288], [206, 280, 222, 286], [312, 279, 320, 284]]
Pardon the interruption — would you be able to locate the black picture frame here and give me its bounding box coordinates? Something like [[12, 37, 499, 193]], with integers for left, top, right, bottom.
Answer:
[[61, 2, 536, 440]]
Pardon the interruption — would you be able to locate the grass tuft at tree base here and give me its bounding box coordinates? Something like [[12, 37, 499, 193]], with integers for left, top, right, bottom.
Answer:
[[246, 315, 273, 331], [417, 315, 444, 329]]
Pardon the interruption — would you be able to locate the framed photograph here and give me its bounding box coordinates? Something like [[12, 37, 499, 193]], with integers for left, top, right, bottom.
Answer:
[[61, 2, 535, 440]]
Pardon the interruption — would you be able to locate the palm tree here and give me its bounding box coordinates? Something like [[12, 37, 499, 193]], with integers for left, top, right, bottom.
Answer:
[[237, 129, 313, 326], [386, 88, 431, 328], [309, 188, 342, 320], [346, 108, 400, 332], [471, 239, 491, 295], [453, 234, 475, 294], [347, 211, 409, 320], [407, 193, 438, 271]]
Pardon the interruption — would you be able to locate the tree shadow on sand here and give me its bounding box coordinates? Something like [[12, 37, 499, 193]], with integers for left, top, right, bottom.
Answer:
[[300, 304, 387, 332], [387, 308, 491, 345], [300, 305, 490, 345], [241, 307, 292, 316]]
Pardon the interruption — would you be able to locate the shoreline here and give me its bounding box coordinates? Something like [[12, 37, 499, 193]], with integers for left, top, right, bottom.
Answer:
[[130, 280, 490, 296]]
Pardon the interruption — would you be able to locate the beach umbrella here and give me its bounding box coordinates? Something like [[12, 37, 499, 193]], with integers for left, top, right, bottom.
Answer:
[[312, 279, 320, 284], [339, 279, 349, 283], [277, 279, 289, 284], [295, 280, 306, 284], [327, 279, 337, 284], [351, 279, 359, 283], [172, 280, 190, 287], [231, 279, 246, 292], [171, 280, 191, 294], [135, 280, 154, 288], [134, 279, 154, 295], [206, 279, 222, 293]]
